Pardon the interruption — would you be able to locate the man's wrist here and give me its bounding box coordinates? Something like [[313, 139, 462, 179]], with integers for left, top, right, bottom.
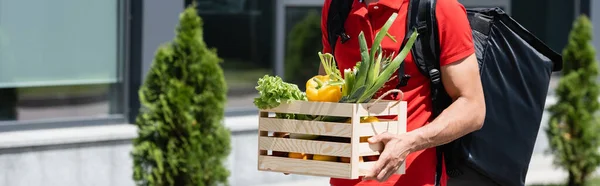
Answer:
[[404, 126, 433, 153], [398, 131, 422, 153]]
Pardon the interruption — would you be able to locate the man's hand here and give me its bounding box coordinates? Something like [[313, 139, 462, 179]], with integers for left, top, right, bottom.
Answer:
[[363, 53, 485, 182], [362, 132, 416, 182]]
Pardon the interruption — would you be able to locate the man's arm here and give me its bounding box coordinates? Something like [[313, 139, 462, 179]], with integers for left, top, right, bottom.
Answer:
[[364, 0, 485, 182], [408, 53, 486, 151], [364, 53, 485, 182]]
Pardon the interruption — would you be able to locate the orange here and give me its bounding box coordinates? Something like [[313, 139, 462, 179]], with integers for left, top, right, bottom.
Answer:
[[288, 152, 312, 160], [313, 154, 338, 162], [340, 156, 364, 163]]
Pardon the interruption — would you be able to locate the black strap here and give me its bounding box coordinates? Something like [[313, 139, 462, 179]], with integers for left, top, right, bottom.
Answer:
[[407, 0, 456, 185], [327, 0, 353, 56], [395, 0, 422, 92]]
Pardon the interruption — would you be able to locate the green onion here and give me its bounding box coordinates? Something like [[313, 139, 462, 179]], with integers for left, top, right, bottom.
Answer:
[[315, 12, 418, 106], [357, 29, 418, 103], [352, 31, 371, 94]]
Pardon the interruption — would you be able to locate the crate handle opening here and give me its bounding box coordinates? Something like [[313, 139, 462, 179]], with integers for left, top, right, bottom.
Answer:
[[367, 89, 404, 109]]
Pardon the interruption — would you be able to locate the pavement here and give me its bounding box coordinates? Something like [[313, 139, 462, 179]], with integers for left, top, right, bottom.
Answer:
[[252, 153, 600, 186]]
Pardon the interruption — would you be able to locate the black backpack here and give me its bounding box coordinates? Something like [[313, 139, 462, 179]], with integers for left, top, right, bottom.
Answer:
[[326, 0, 564, 185]]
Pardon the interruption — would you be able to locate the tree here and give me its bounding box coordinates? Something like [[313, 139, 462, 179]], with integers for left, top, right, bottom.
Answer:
[[546, 15, 600, 186], [131, 3, 231, 186], [284, 10, 323, 90]]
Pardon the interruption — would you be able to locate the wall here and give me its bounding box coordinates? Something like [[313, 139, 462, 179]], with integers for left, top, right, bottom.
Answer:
[[593, 0, 600, 62], [0, 125, 137, 186], [141, 0, 184, 78], [0, 1, 186, 186]]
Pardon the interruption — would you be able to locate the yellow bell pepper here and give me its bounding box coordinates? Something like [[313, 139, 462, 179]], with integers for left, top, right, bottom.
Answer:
[[306, 75, 342, 102], [344, 116, 380, 123]]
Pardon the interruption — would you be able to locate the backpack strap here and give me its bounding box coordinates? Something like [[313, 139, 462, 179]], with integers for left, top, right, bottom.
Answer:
[[326, 0, 353, 56], [396, 0, 422, 89], [406, 0, 462, 185]]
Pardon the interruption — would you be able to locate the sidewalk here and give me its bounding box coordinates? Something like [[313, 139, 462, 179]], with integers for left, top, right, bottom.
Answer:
[[253, 153, 600, 186], [255, 178, 330, 186]]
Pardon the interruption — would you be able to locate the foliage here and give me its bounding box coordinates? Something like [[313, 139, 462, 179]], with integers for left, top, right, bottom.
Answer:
[[546, 15, 600, 186], [131, 3, 231, 186], [253, 75, 306, 110], [284, 10, 323, 89]]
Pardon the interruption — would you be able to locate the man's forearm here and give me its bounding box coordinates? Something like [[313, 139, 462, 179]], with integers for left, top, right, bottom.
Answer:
[[406, 96, 485, 152]]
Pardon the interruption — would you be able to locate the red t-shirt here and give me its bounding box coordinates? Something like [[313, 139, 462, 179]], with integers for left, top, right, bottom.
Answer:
[[320, 0, 475, 185]]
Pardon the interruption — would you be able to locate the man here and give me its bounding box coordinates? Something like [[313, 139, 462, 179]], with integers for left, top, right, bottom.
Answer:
[[319, 0, 486, 185]]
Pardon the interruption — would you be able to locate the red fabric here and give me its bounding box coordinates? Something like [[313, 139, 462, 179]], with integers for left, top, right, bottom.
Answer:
[[320, 0, 475, 185]]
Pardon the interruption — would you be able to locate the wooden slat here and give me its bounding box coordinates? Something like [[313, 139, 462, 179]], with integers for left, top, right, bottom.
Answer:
[[350, 104, 360, 179], [261, 100, 354, 117], [258, 155, 353, 179], [356, 101, 406, 117], [397, 102, 407, 135], [358, 161, 405, 176], [258, 112, 269, 171], [357, 121, 399, 137], [259, 112, 269, 156], [259, 100, 407, 117], [258, 118, 353, 137], [259, 137, 352, 157], [359, 142, 383, 156]]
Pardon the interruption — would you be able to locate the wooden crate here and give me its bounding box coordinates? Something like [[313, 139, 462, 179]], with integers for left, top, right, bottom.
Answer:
[[257, 99, 407, 179]]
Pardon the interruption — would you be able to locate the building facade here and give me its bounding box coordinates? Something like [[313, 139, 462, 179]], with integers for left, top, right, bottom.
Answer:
[[0, 0, 594, 185]]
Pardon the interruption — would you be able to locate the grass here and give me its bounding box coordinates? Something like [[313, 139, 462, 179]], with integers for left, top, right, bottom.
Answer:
[[221, 58, 272, 88], [224, 68, 271, 88]]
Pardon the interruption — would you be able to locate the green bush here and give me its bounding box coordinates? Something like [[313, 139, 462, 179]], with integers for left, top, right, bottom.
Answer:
[[131, 4, 231, 186], [284, 10, 323, 90], [546, 15, 600, 186]]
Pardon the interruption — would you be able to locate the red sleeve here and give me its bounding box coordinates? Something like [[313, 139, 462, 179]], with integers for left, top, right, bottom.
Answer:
[[435, 0, 475, 66], [321, 0, 332, 54]]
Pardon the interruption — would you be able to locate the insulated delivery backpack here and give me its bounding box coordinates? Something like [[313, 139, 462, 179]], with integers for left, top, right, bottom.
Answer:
[[326, 0, 564, 185]]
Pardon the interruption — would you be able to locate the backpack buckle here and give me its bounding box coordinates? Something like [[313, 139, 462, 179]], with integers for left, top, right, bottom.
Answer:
[[339, 32, 351, 43], [399, 74, 411, 87], [429, 69, 440, 84]]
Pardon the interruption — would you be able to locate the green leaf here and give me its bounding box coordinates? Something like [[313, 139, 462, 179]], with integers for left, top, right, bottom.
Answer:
[[253, 75, 307, 110], [353, 31, 371, 94], [358, 29, 419, 103], [386, 32, 397, 43], [366, 46, 383, 89], [370, 13, 398, 66], [349, 85, 366, 101], [343, 68, 355, 97]]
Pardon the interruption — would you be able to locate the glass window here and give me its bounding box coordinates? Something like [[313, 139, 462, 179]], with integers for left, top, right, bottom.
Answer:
[[0, 0, 124, 122], [191, 0, 275, 111], [196, 0, 247, 13], [284, 7, 323, 90]]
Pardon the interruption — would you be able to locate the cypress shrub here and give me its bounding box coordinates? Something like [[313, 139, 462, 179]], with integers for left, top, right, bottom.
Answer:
[[546, 15, 600, 186], [131, 4, 231, 186]]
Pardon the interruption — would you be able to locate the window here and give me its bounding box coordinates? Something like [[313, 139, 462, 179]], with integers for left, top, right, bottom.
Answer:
[[283, 6, 323, 90], [187, 0, 276, 113], [196, 0, 247, 13], [0, 0, 126, 125]]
